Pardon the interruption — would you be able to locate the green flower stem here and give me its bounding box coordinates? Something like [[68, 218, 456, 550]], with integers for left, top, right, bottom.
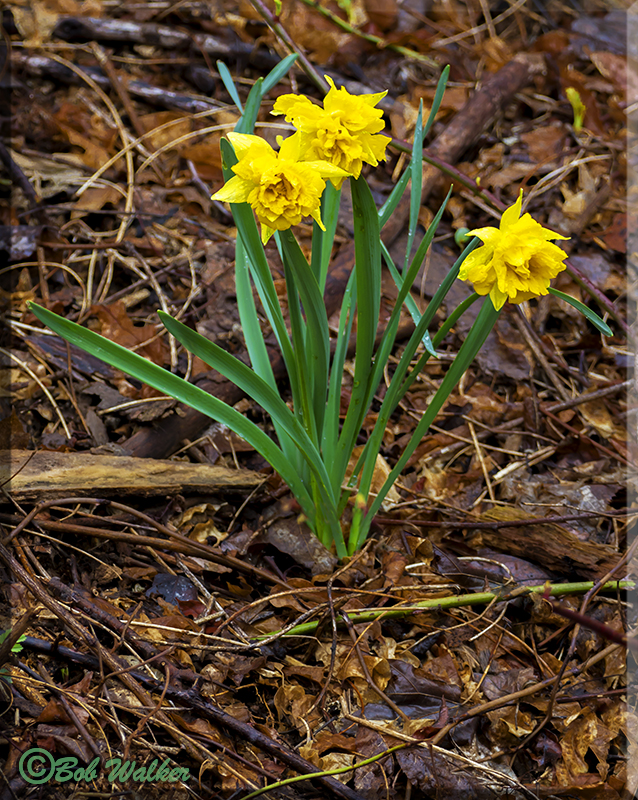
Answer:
[[342, 244, 476, 504], [280, 230, 330, 441], [343, 245, 482, 538], [242, 745, 405, 800], [391, 134, 626, 337], [258, 580, 633, 639], [392, 291, 481, 405], [431, 292, 480, 346], [312, 181, 341, 293]]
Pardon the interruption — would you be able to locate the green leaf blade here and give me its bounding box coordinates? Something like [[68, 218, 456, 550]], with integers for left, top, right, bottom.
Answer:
[[28, 302, 316, 519], [548, 287, 613, 336]]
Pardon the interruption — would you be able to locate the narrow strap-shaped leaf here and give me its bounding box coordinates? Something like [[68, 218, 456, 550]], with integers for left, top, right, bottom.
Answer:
[[219, 140, 300, 404], [323, 270, 355, 485], [235, 237, 275, 388], [374, 187, 451, 387], [209, 253, 297, 466], [548, 287, 613, 336], [383, 251, 437, 356], [377, 65, 449, 231], [406, 187, 452, 281], [157, 311, 333, 487], [28, 302, 315, 519], [160, 311, 345, 556], [421, 65, 449, 139], [281, 257, 313, 444], [431, 292, 480, 348], [216, 61, 243, 113], [310, 181, 341, 293], [260, 54, 299, 96], [404, 101, 424, 273], [333, 177, 381, 484], [394, 291, 480, 403], [378, 164, 411, 229], [234, 77, 264, 134], [345, 240, 481, 490], [279, 230, 330, 439], [351, 297, 501, 553]]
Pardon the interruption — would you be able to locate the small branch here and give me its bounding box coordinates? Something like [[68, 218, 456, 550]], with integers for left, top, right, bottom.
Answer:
[[260, 580, 633, 638], [249, 0, 329, 93], [297, 0, 439, 70]]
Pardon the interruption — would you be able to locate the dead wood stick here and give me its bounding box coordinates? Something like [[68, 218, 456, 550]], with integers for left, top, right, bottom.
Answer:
[[13, 53, 225, 115], [0, 607, 40, 672], [1, 573, 366, 800], [148, 682, 370, 800], [53, 16, 281, 70], [123, 57, 542, 461], [0, 504, 290, 589], [0, 542, 205, 763]]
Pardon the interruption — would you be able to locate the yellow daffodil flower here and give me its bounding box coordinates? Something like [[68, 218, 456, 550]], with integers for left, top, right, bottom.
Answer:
[[212, 132, 349, 243], [272, 76, 391, 186], [459, 191, 569, 310]]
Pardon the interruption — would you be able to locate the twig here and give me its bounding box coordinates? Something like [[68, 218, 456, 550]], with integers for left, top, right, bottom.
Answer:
[[36, 663, 102, 759], [429, 642, 622, 745], [0, 541, 205, 763], [0, 140, 39, 208], [0, 498, 290, 588], [296, 0, 439, 69], [340, 611, 411, 723], [249, 0, 329, 93], [260, 580, 633, 638], [0, 607, 40, 672], [374, 507, 637, 530]]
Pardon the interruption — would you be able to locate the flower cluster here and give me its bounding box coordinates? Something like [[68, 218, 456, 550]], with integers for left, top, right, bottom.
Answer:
[[212, 79, 391, 241], [212, 132, 348, 244], [459, 192, 569, 309], [272, 76, 391, 186]]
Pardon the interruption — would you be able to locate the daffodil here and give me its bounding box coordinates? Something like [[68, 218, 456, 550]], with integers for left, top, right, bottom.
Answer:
[[212, 132, 349, 243], [459, 191, 569, 310], [272, 76, 391, 186]]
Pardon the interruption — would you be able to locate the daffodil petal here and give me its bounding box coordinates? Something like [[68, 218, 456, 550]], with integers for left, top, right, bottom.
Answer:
[[226, 132, 274, 160], [303, 160, 350, 179], [500, 190, 523, 231], [490, 286, 508, 310], [310, 207, 325, 231], [211, 175, 252, 204]]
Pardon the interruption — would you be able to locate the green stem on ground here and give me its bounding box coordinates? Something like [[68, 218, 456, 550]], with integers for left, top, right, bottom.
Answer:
[[257, 580, 633, 639], [296, 0, 439, 70], [242, 745, 405, 800]]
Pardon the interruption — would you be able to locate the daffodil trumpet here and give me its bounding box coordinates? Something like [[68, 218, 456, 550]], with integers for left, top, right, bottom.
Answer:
[[28, 60, 613, 557]]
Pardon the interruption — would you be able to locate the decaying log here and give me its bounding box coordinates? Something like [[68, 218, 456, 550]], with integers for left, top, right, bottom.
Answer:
[[13, 53, 225, 115], [52, 16, 281, 71], [477, 507, 621, 580], [1, 450, 260, 501]]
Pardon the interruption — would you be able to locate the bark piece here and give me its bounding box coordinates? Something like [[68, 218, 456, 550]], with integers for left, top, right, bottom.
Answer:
[[1, 450, 260, 501], [477, 506, 620, 580]]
